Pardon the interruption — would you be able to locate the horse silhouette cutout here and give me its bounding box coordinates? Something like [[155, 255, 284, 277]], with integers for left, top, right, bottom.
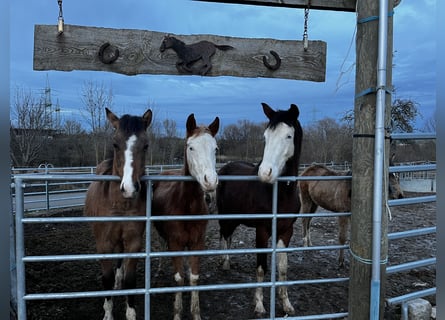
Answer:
[[160, 35, 234, 76]]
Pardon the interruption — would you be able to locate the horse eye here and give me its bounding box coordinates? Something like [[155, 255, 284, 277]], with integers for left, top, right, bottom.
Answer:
[[287, 135, 292, 139], [189, 146, 194, 151]]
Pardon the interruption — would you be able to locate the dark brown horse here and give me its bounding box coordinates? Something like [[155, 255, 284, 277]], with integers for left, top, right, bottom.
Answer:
[[159, 35, 233, 75], [299, 162, 405, 267], [84, 108, 152, 320], [216, 103, 303, 317], [152, 113, 219, 320]]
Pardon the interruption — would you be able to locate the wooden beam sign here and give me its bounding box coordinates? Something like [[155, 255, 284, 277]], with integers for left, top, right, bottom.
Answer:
[[34, 24, 326, 82]]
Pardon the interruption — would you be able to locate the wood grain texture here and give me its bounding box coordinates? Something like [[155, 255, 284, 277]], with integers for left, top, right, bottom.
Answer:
[[34, 24, 326, 82]]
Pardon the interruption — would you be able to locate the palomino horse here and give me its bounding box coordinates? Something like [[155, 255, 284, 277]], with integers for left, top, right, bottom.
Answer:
[[216, 103, 303, 317], [152, 113, 219, 320], [299, 163, 405, 267], [84, 108, 152, 320]]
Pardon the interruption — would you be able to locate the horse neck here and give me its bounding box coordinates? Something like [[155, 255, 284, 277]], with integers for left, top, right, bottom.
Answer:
[[282, 155, 299, 177], [171, 38, 185, 51]]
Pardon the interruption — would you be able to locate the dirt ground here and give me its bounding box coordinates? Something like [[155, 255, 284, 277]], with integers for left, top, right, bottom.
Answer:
[[19, 191, 435, 320]]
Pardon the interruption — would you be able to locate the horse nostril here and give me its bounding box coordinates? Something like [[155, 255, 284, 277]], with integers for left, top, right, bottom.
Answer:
[[204, 175, 208, 183], [120, 185, 125, 193], [268, 168, 272, 176]]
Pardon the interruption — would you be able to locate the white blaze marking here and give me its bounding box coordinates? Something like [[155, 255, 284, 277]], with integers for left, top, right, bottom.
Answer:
[[121, 135, 137, 198], [258, 123, 295, 183], [186, 133, 218, 192]]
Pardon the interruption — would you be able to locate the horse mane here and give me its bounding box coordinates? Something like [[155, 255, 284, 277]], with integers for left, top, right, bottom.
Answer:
[[96, 159, 113, 175]]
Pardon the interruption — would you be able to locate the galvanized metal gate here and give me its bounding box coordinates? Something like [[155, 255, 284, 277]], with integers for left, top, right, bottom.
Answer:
[[11, 142, 436, 319]]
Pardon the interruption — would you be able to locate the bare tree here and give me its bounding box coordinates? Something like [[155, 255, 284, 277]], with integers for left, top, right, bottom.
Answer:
[[80, 80, 113, 164], [10, 87, 53, 167], [341, 97, 420, 133]]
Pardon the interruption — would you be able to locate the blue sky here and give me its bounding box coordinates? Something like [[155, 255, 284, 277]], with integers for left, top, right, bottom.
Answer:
[[10, 0, 436, 133]]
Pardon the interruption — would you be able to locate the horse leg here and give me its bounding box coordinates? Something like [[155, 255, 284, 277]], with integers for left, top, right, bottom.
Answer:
[[301, 202, 318, 247], [114, 258, 124, 290], [189, 243, 204, 320], [219, 221, 237, 270], [254, 231, 268, 317], [95, 231, 117, 320], [338, 216, 349, 267], [277, 237, 295, 315], [122, 228, 144, 320], [220, 234, 232, 270], [168, 236, 185, 320], [100, 259, 116, 320]]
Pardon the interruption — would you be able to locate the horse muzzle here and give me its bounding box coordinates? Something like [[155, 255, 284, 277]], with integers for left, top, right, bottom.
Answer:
[[200, 172, 218, 192], [120, 181, 141, 199], [258, 165, 277, 184]]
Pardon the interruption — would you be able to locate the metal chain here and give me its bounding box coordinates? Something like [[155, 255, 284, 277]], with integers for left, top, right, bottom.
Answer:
[[57, 0, 64, 34], [303, 0, 311, 51]]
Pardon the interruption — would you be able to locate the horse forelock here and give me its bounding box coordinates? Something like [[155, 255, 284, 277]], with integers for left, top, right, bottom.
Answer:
[[118, 115, 147, 137], [267, 109, 300, 130]]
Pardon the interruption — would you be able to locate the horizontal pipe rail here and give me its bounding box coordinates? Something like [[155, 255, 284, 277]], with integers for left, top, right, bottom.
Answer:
[[390, 132, 436, 140], [389, 164, 436, 173], [386, 258, 436, 275], [388, 227, 436, 240], [388, 195, 436, 206], [386, 287, 436, 305], [23, 243, 350, 262], [23, 277, 349, 300], [21, 211, 351, 223]]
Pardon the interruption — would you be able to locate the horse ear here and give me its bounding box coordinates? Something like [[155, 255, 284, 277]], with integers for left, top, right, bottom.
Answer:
[[289, 104, 300, 119], [142, 109, 153, 130], [186, 113, 197, 133], [208, 117, 220, 137], [261, 102, 275, 120], [105, 108, 120, 129]]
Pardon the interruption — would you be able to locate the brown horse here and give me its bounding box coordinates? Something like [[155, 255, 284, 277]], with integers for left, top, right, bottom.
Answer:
[[152, 113, 219, 320], [216, 103, 303, 317], [159, 35, 234, 75], [299, 163, 405, 267], [84, 108, 152, 320]]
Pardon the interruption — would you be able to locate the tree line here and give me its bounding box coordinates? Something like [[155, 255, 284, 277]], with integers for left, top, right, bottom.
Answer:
[[10, 81, 435, 168]]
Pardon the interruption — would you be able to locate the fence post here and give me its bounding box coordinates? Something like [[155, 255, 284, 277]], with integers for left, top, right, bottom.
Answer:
[[349, 0, 394, 318]]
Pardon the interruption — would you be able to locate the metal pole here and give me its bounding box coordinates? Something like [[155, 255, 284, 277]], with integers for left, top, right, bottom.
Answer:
[[370, 0, 389, 317], [14, 177, 26, 320], [145, 180, 153, 320], [269, 181, 278, 318]]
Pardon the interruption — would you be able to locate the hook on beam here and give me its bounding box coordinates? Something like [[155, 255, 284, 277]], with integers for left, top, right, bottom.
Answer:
[[98, 43, 119, 64], [262, 50, 281, 71]]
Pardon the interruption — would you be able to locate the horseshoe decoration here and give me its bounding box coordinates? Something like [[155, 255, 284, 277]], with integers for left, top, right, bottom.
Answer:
[[98, 42, 119, 64], [262, 50, 281, 71]]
